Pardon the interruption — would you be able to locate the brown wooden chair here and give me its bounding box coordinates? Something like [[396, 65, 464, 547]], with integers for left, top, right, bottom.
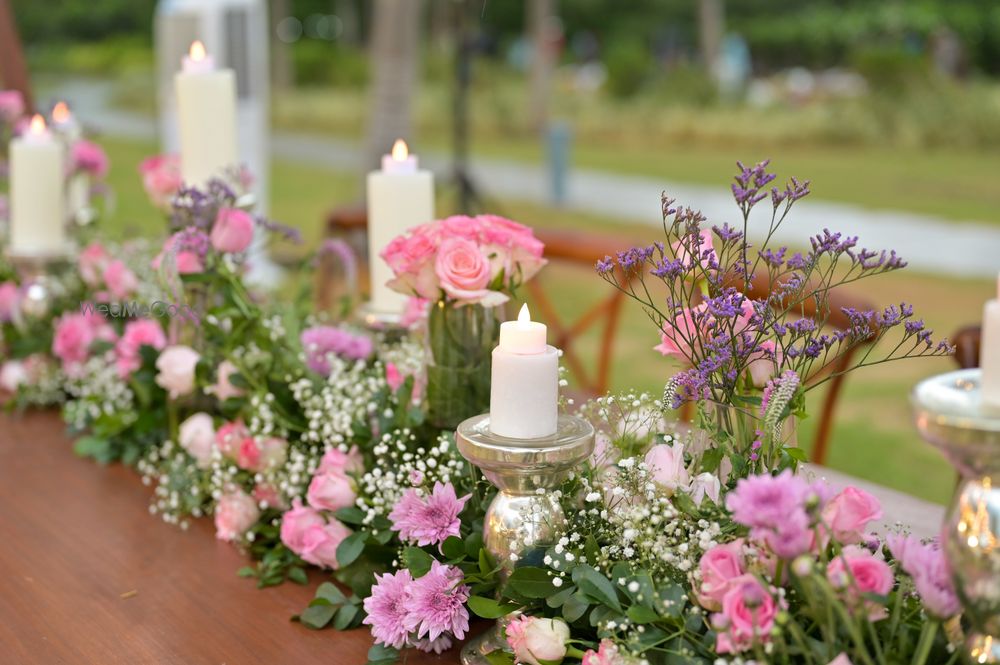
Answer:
[[0, 0, 33, 110], [952, 325, 982, 369]]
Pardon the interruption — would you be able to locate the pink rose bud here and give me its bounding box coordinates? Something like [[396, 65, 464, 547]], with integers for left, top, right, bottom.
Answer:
[[279, 499, 325, 555], [506, 616, 570, 665], [154, 345, 201, 399], [306, 469, 357, 512], [298, 519, 352, 569], [214, 488, 260, 542], [210, 207, 255, 253], [178, 412, 216, 468], [822, 486, 883, 545]]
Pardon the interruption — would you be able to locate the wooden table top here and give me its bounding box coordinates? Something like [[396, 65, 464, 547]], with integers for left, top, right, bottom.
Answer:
[[0, 411, 946, 664], [0, 410, 453, 665]]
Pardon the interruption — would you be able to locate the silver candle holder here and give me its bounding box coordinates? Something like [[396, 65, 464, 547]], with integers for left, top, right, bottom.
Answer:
[[456, 413, 595, 665], [912, 369, 1000, 663], [7, 249, 69, 319], [358, 302, 409, 342]]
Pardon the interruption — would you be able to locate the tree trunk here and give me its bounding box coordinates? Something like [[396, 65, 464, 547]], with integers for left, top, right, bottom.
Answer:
[[364, 0, 423, 174], [0, 0, 33, 111], [527, 0, 556, 131], [269, 0, 293, 90], [698, 0, 724, 78]]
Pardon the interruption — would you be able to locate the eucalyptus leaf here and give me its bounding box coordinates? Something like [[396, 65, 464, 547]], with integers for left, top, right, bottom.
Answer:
[[467, 596, 519, 619], [299, 604, 336, 629], [335, 531, 367, 568], [402, 547, 434, 578], [507, 566, 555, 599]]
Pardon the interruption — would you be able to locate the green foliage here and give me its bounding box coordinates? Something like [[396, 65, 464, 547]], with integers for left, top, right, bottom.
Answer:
[[603, 39, 651, 99], [292, 40, 368, 88]]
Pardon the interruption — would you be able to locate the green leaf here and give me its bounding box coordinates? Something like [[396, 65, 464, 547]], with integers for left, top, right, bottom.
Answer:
[[366, 643, 399, 665], [701, 447, 724, 473], [441, 536, 466, 560], [479, 548, 492, 575], [784, 446, 808, 463], [546, 585, 576, 609], [575, 566, 622, 611], [315, 582, 348, 605], [484, 650, 515, 665], [299, 604, 336, 629], [660, 584, 687, 618], [236, 566, 256, 578], [333, 603, 360, 630], [467, 595, 519, 619], [627, 604, 660, 624], [507, 567, 555, 599], [334, 506, 366, 525], [336, 532, 367, 568], [287, 567, 308, 585], [72, 435, 111, 462], [562, 592, 589, 623], [402, 547, 435, 578], [465, 531, 484, 559]]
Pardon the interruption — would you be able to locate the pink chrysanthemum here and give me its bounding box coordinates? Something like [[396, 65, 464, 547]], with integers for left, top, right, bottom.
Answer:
[[401, 561, 470, 643], [412, 635, 453, 654], [362, 569, 414, 649], [388, 481, 470, 547]]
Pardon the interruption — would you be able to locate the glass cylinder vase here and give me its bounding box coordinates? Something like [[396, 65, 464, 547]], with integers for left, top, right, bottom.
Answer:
[[425, 300, 502, 430]]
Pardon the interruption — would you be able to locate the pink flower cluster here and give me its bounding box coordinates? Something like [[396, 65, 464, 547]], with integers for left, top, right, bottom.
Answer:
[[381, 214, 546, 307], [362, 561, 470, 654], [0, 281, 20, 322], [300, 325, 373, 376], [388, 481, 470, 547], [52, 311, 117, 377], [214, 420, 288, 472], [887, 534, 960, 619], [78, 242, 140, 300], [139, 154, 182, 209], [0, 90, 25, 123], [279, 499, 352, 569], [71, 140, 109, 179], [114, 319, 167, 378]]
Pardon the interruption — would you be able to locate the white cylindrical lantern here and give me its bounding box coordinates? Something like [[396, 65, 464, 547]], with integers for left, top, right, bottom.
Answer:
[[490, 304, 560, 439], [366, 139, 434, 315], [174, 40, 238, 187], [981, 273, 1000, 410], [51, 101, 89, 224], [9, 115, 67, 256]]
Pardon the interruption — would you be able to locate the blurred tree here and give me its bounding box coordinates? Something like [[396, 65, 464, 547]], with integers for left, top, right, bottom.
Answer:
[[364, 0, 422, 173], [527, 0, 557, 130], [698, 0, 724, 77], [270, 0, 294, 90]]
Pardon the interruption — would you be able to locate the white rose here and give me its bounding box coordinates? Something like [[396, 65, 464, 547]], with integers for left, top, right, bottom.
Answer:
[[689, 472, 721, 506], [643, 442, 689, 494], [155, 345, 200, 399], [0, 360, 27, 392], [518, 618, 570, 665], [179, 412, 215, 468]]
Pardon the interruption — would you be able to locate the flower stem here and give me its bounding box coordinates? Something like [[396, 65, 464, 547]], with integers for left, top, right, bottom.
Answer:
[[912, 622, 938, 665]]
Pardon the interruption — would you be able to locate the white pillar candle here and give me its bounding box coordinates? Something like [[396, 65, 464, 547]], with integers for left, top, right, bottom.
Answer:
[[981, 273, 1000, 410], [9, 115, 66, 255], [366, 139, 434, 315], [490, 304, 560, 439], [51, 102, 89, 223], [175, 40, 238, 187]]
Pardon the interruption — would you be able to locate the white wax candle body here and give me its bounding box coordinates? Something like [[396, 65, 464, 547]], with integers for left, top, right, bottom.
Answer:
[[9, 134, 66, 255], [981, 297, 1000, 409], [366, 170, 434, 314], [175, 69, 238, 187], [490, 345, 559, 439]]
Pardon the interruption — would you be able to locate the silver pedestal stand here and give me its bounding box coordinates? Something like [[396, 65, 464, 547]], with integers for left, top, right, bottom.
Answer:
[[7, 250, 69, 319], [455, 413, 595, 665], [912, 369, 1000, 663]]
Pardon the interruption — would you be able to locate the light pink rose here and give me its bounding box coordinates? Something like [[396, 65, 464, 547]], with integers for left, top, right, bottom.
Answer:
[[0, 90, 25, 122], [298, 519, 353, 569], [826, 545, 893, 621], [78, 242, 109, 286], [214, 488, 261, 542], [236, 436, 287, 472], [581, 639, 628, 665], [0, 281, 20, 322], [644, 442, 690, 493], [280, 499, 325, 554], [435, 237, 501, 305], [822, 487, 883, 545], [139, 154, 182, 208], [715, 575, 778, 654], [0, 360, 28, 392], [385, 361, 423, 403], [154, 345, 200, 399], [505, 616, 570, 665], [102, 260, 138, 299], [210, 207, 255, 253], [152, 234, 204, 275], [654, 305, 702, 360], [673, 228, 717, 271], [828, 655, 853, 665], [383, 233, 440, 301], [53, 312, 115, 375], [178, 412, 216, 468], [690, 472, 721, 506], [115, 319, 167, 378], [400, 297, 430, 329], [215, 420, 251, 458], [252, 483, 287, 510], [306, 469, 357, 512], [211, 360, 244, 401], [696, 540, 746, 611], [317, 446, 364, 476], [71, 140, 109, 179]]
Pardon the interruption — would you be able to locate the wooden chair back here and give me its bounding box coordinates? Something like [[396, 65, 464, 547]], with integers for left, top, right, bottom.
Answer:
[[952, 325, 982, 369], [0, 0, 33, 110]]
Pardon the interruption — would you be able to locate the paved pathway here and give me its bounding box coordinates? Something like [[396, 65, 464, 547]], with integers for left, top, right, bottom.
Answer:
[[62, 80, 1000, 278]]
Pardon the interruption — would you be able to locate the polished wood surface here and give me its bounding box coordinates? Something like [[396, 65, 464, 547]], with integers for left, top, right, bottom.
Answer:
[[0, 410, 454, 665]]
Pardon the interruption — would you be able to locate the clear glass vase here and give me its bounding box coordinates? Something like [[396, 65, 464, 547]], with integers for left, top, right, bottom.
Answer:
[[425, 300, 502, 430], [691, 400, 799, 477]]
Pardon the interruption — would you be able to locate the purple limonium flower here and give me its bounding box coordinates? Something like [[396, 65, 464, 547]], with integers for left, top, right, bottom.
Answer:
[[300, 325, 374, 376], [388, 481, 471, 547], [362, 569, 415, 649], [595, 256, 614, 275], [401, 560, 471, 643]]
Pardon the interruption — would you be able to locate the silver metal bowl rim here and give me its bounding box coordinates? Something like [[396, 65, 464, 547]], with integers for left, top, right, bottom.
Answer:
[[911, 368, 1000, 434], [456, 413, 595, 467]]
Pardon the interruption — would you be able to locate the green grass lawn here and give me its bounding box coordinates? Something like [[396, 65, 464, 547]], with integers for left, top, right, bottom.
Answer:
[[100, 135, 988, 505]]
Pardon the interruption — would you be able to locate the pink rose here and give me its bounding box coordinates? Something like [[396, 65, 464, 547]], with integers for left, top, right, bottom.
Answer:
[[434, 237, 503, 306], [211, 360, 244, 401], [0, 281, 20, 322], [673, 228, 717, 271], [299, 519, 353, 569], [400, 297, 430, 329], [178, 412, 215, 468], [307, 469, 357, 512], [696, 540, 746, 611], [826, 546, 893, 621], [71, 140, 109, 179], [214, 488, 260, 542], [822, 487, 883, 545], [828, 655, 853, 665], [53, 312, 115, 375], [78, 242, 109, 286], [383, 233, 440, 301], [215, 420, 251, 458], [102, 260, 138, 300], [152, 234, 204, 275], [644, 442, 689, 493], [654, 305, 702, 360], [317, 446, 364, 476], [0, 90, 25, 122], [505, 616, 570, 665], [155, 345, 200, 399], [0, 360, 27, 392], [280, 499, 325, 553], [236, 436, 287, 472], [139, 154, 182, 208], [115, 319, 167, 378], [581, 640, 628, 665], [210, 207, 255, 253], [252, 483, 286, 511], [715, 575, 779, 654]]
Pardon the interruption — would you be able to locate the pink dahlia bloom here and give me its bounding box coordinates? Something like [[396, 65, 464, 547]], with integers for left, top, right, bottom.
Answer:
[[388, 481, 470, 547], [887, 534, 960, 619], [401, 561, 470, 643], [362, 569, 415, 649], [300, 325, 373, 376], [725, 469, 822, 559], [115, 319, 167, 378]]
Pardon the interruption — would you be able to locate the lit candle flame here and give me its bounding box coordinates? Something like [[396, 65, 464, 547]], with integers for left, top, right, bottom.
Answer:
[[52, 102, 70, 124], [518, 303, 531, 323], [29, 114, 46, 135], [391, 139, 409, 161], [189, 40, 207, 61]]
